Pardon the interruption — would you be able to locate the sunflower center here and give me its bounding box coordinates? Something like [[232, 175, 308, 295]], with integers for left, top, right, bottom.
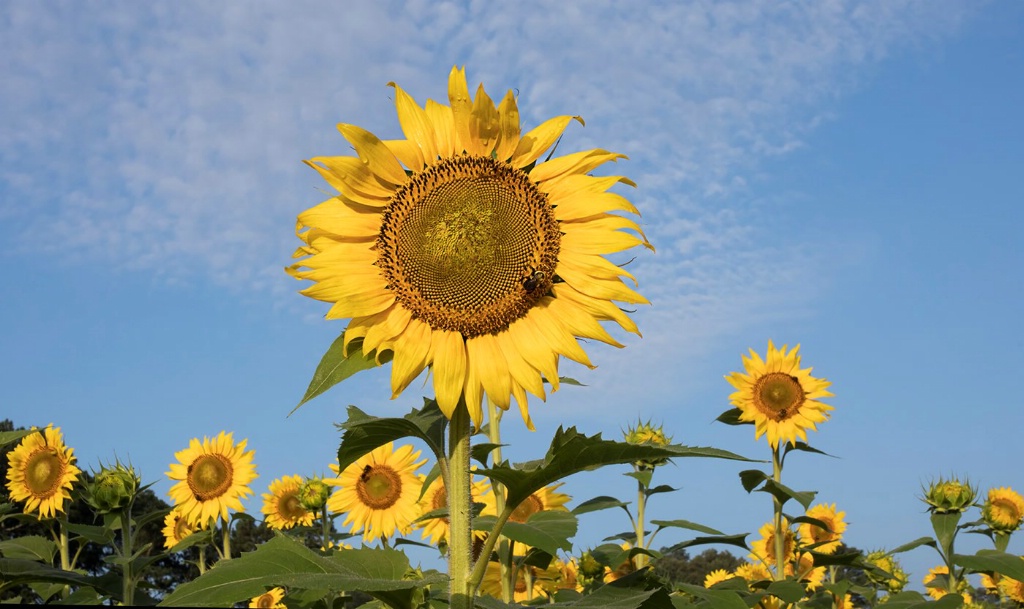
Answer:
[[992, 498, 1021, 524], [810, 519, 833, 543], [509, 493, 544, 523], [279, 491, 307, 522], [378, 155, 560, 337], [173, 516, 192, 541], [431, 485, 450, 524], [256, 593, 275, 608], [753, 372, 805, 421], [355, 465, 402, 510], [25, 448, 65, 498], [187, 454, 234, 501]]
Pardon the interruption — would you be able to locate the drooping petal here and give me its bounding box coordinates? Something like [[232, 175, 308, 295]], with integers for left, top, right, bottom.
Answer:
[[337, 123, 409, 186], [431, 330, 468, 418], [389, 317, 432, 397], [510, 115, 584, 168]]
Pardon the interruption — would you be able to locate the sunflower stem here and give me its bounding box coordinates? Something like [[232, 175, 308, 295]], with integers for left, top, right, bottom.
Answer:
[[198, 544, 207, 575], [222, 517, 231, 560], [448, 400, 474, 609], [120, 510, 135, 606], [470, 504, 515, 594], [771, 445, 785, 583], [58, 520, 71, 600], [634, 466, 648, 569], [486, 399, 513, 602], [320, 507, 331, 553]]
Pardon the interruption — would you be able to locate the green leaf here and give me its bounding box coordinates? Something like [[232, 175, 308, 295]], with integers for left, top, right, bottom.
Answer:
[[479, 427, 752, 509], [336, 400, 447, 472], [0, 535, 57, 562], [781, 441, 835, 461], [474, 511, 577, 557], [765, 580, 805, 603], [0, 429, 34, 449], [572, 496, 631, 516], [160, 535, 446, 608], [714, 408, 751, 427], [877, 591, 963, 609], [953, 550, 1024, 581], [0, 557, 120, 597], [757, 479, 816, 511], [738, 470, 768, 493], [649, 520, 723, 536], [292, 335, 389, 415], [644, 485, 678, 498], [664, 533, 749, 554], [624, 470, 654, 488], [890, 536, 937, 554], [64, 522, 114, 546], [674, 583, 749, 609], [931, 512, 961, 558], [801, 550, 862, 567], [471, 443, 506, 467]]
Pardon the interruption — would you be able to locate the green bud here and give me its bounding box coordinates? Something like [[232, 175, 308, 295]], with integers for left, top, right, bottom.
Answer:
[[88, 462, 140, 514], [298, 477, 331, 511], [623, 419, 672, 469], [864, 551, 909, 593], [579, 551, 605, 580], [923, 476, 976, 514]]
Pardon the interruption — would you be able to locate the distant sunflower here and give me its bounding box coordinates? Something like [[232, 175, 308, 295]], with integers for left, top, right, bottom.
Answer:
[[248, 587, 286, 609], [733, 561, 772, 588], [999, 573, 1024, 604], [508, 483, 570, 523], [166, 431, 257, 526], [982, 487, 1024, 532], [415, 474, 492, 545], [799, 503, 847, 554], [704, 569, 733, 588], [287, 67, 652, 430], [262, 475, 315, 530], [480, 561, 549, 602], [923, 565, 972, 603], [327, 442, 425, 542], [749, 518, 798, 568], [5, 425, 81, 519], [726, 341, 834, 448], [162, 508, 199, 550]]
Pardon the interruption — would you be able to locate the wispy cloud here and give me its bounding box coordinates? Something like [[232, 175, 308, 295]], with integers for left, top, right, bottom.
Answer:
[[0, 0, 971, 356]]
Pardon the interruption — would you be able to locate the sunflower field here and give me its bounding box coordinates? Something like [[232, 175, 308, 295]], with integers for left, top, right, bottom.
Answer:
[[2, 68, 1023, 609]]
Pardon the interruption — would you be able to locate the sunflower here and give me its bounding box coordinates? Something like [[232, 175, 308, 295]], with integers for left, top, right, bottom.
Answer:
[[982, 487, 1024, 532], [327, 442, 425, 542], [799, 503, 847, 554], [749, 518, 798, 568], [704, 568, 733, 588], [999, 573, 1024, 604], [733, 561, 772, 588], [166, 431, 257, 526], [415, 474, 492, 545], [248, 587, 286, 609], [726, 341, 834, 448], [162, 507, 202, 550], [287, 67, 651, 430], [5, 425, 81, 519], [262, 475, 315, 530], [923, 565, 971, 603], [480, 560, 550, 602], [507, 482, 570, 523]]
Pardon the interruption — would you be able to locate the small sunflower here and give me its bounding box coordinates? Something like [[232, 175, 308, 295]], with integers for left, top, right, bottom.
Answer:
[[749, 518, 799, 568], [480, 561, 550, 602], [726, 341, 834, 448], [415, 474, 492, 545], [799, 503, 847, 554], [982, 487, 1024, 532], [262, 475, 315, 530], [166, 431, 257, 526], [249, 587, 286, 609], [507, 483, 570, 523], [704, 568, 733, 588], [554, 558, 583, 592], [923, 565, 971, 603], [287, 67, 651, 430], [162, 508, 191, 549], [327, 442, 425, 542], [5, 425, 81, 519], [999, 572, 1024, 604], [733, 561, 772, 588]]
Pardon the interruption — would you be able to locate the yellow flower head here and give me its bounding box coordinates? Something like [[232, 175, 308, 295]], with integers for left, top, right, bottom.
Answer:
[[162, 507, 204, 550], [415, 474, 493, 546], [923, 565, 972, 603], [749, 518, 799, 568], [166, 431, 257, 526], [262, 475, 315, 530], [480, 560, 550, 602], [327, 442, 425, 542], [507, 482, 570, 523], [248, 587, 286, 608], [704, 568, 734, 588], [5, 425, 82, 519], [864, 551, 908, 593], [799, 503, 847, 555], [999, 572, 1024, 604], [982, 487, 1024, 533], [287, 67, 652, 430], [725, 341, 834, 448]]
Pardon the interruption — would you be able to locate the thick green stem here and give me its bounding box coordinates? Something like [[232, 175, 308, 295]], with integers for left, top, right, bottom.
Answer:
[[120, 511, 135, 606], [448, 401, 474, 609], [222, 518, 232, 560], [58, 521, 71, 600], [634, 470, 648, 569], [771, 445, 785, 582], [198, 545, 207, 575], [485, 400, 513, 603], [321, 508, 331, 553]]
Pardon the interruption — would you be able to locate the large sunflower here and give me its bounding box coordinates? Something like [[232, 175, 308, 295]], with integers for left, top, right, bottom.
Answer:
[[327, 442, 425, 542], [166, 431, 257, 526], [262, 474, 315, 530], [5, 425, 81, 519], [726, 341, 834, 448], [287, 67, 651, 429]]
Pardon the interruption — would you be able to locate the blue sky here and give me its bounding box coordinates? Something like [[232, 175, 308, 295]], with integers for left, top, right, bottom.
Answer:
[[2, 0, 1022, 591]]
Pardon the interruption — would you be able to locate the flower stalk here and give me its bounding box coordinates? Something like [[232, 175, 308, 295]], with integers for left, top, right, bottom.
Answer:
[[448, 400, 474, 609]]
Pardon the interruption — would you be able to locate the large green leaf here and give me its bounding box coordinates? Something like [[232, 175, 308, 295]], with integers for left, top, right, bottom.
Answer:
[[0, 557, 120, 597], [890, 537, 937, 554], [953, 550, 1024, 581], [474, 511, 577, 556], [931, 512, 961, 558], [649, 520, 723, 536], [479, 427, 752, 509], [663, 533, 749, 554], [159, 535, 446, 608], [336, 400, 447, 471], [572, 496, 631, 516], [877, 590, 963, 609], [674, 583, 749, 609], [0, 535, 56, 562], [293, 335, 390, 415]]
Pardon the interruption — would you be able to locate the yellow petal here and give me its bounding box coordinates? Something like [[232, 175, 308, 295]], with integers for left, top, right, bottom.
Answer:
[[383, 139, 423, 173], [525, 301, 595, 368], [306, 156, 393, 204], [493, 89, 521, 162], [555, 261, 649, 305], [466, 334, 511, 411], [297, 197, 383, 239], [431, 330, 467, 418], [531, 149, 625, 185], [510, 115, 584, 168], [561, 225, 646, 255], [337, 123, 409, 186], [390, 317, 431, 397], [547, 296, 624, 348], [468, 83, 500, 156], [494, 331, 546, 400], [510, 381, 536, 431], [363, 304, 412, 354], [448, 66, 473, 154], [505, 316, 561, 392], [389, 82, 439, 164], [426, 100, 455, 158], [552, 283, 640, 335], [323, 289, 395, 319]]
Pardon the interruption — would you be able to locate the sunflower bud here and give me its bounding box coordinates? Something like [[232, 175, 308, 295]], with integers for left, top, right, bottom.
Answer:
[[88, 462, 140, 514], [297, 477, 331, 511], [579, 550, 606, 582], [981, 487, 1024, 533], [864, 551, 909, 593], [623, 420, 672, 469], [923, 476, 976, 514]]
